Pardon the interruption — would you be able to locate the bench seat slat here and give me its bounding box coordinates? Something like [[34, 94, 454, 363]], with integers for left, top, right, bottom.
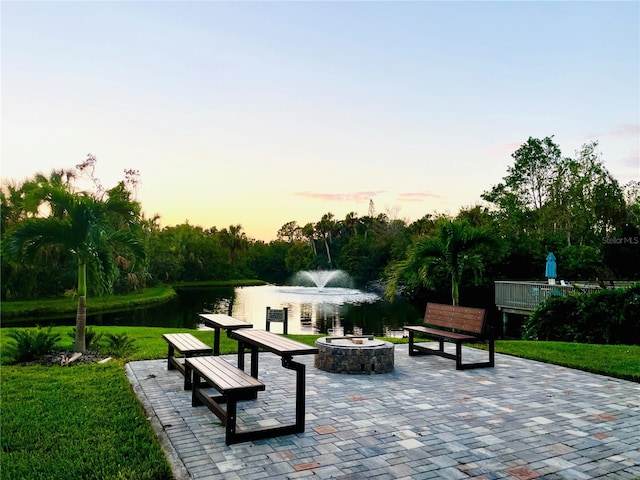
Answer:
[[405, 325, 476, 341], [162, 333, 212, 354], [187, 356, 265, 393]]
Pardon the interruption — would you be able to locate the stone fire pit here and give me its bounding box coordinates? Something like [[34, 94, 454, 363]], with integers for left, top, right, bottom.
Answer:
[[314, 336, 394, 374]]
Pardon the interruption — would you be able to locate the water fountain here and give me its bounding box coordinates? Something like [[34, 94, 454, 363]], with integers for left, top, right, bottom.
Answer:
[[285, 270, 362, 335], [290, 270, 353, 288]]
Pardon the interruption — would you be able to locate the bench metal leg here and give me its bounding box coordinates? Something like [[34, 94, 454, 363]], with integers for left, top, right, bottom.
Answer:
[[226, 397, 238, 441], [192, 370, 202, 407], [455, 342, 463, 370], [167, 345, 175, 370], [237, 341, 259, 379], [237, 341, 246, 371], [236, 341, 259, 400], [184, 361, 192, 390], [250, 346, 259, 379], [283, 356, 306, 434], [213, 328, 221, 356], [489, 338, 495, 366], [408, 331, 416, 356]]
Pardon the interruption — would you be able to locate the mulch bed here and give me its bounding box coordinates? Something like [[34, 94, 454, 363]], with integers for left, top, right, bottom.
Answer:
[[21, 350, 111, 367]]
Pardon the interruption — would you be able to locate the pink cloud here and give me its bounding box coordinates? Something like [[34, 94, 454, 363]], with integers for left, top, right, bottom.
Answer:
[[608, 124, 640, 138], [487, 141, 523, 156], [584, 124, 640, 142], [397, 192, 440, 202], [620, 152, 640, 168], [294, 191, 384, 202]]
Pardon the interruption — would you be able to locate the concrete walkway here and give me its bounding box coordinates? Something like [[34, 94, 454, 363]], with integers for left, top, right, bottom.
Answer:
[[126, 344, 640, 479]]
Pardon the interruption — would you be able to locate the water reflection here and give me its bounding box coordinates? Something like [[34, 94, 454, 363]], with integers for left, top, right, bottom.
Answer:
[[200, 285, 415, 336], [215, 285, 377, 334]]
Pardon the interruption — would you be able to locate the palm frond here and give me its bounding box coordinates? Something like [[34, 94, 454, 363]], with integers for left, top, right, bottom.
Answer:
[[2, 218, 77, 263]]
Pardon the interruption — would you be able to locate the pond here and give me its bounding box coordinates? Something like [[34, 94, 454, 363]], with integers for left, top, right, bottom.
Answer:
[[11, 271, 422, 336], [87, 284, 419, 337]]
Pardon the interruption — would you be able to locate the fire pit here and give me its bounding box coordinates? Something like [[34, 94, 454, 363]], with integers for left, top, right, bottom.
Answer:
[[314, 336, 394, 374]]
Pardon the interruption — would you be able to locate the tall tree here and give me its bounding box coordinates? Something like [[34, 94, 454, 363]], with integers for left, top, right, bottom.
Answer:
[[550, 141, 626, 246], [482, 136, 562, 236], [277, 220, 303, 243], [3, 170, 145, 352], [315, 213, 336, 269], [385, 218, 497, 306]]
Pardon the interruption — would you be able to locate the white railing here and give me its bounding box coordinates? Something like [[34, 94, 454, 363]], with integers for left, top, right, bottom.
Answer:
[[494, 281, 598, 313]]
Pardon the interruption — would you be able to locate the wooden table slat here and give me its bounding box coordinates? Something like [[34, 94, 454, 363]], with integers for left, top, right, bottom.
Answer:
[[199, 313, 253, 330], [232, 329, 318, 355]]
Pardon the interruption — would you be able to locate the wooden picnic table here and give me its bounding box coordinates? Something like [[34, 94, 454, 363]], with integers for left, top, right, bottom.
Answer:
[[229, 328, 318, 438], [198, 313, 253, 355]]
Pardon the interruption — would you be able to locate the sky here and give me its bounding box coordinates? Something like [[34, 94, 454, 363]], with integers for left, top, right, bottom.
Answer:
[[2, 1, 639, 242]]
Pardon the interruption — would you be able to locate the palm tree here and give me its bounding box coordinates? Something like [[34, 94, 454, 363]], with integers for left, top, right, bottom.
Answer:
[[385, 218, 497, 306], [219, 224, 247, 264], [3, 177, 146, 352]]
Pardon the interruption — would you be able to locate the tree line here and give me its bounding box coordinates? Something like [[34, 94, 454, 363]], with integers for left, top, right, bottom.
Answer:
[[2, 137, 639, 349]]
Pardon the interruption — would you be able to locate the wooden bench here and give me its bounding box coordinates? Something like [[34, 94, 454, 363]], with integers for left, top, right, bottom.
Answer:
[[185, 356, 266, 445], [404, 303, 494, 370], [162, 333, 213, 389]]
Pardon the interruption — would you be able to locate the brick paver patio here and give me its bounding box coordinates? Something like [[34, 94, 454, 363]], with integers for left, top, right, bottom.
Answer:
[[126, 344, 640, 479]]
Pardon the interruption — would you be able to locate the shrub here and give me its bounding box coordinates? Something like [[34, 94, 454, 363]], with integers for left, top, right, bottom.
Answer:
[[6, 325, 61, 363], [104, 332, 137, 357], [523, 295, 581, 342], [525, 283, 640, 345]]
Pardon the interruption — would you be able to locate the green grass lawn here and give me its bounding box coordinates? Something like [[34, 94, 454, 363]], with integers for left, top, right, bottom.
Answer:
[[1, 326, 638, 480]]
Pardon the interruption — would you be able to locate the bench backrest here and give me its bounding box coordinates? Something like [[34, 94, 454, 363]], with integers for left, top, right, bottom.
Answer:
[[424, 303, 487, 335]]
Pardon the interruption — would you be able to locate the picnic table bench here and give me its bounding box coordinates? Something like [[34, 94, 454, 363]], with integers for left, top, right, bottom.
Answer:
[[162, 333, 213, 389], [198, 313, 253, 355], [404, 303, 494, 370], [185, 356, 266, 445]]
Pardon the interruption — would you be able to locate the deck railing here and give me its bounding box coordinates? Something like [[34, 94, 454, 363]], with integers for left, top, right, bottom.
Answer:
[[494, 281, 597, 314], [495, 280, 636, 336]]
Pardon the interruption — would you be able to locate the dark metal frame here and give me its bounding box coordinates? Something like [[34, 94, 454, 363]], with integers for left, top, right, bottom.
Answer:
[[189, 361, 266, 445], [236, 340, 308, 436], [407, 328, 495, 370]]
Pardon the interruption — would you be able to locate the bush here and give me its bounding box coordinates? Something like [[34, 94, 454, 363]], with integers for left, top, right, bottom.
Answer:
[[104, 332, 137, 357], [524, 283, 640, 344], [6, 325, 61, 363], [523, 295, 581, 342]]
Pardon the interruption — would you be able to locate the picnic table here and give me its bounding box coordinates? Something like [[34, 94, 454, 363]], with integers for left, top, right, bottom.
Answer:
[[229, 328, 318, 438], [198, 313, 253, 355]]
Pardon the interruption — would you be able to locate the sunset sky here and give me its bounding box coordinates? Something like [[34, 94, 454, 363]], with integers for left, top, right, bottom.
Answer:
[[2, 1, 638, 241]]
